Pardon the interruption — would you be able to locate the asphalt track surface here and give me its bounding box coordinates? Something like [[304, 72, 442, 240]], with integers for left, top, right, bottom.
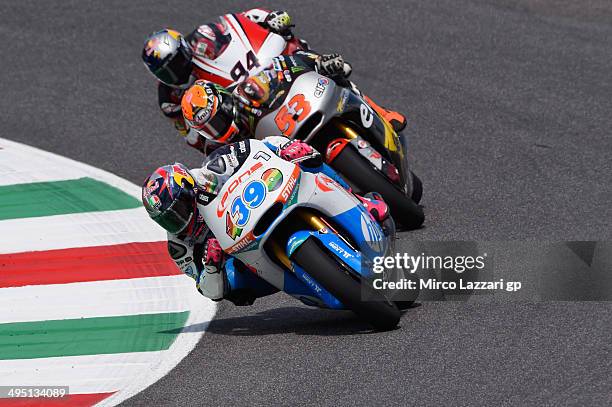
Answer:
[[2, 0, 611, 405]]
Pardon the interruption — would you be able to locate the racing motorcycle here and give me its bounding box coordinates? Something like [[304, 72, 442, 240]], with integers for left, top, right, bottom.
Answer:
[[199, 139, 401, 330], [240, 61, 424, 230], [192, 13, 305, 88]]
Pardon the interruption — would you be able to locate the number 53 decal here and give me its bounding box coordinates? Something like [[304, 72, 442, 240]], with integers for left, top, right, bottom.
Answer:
[[274, 94, 311, 136]]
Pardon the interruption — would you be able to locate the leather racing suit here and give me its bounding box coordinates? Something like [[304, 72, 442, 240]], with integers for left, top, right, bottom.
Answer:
[[157, 9, 307, 141]]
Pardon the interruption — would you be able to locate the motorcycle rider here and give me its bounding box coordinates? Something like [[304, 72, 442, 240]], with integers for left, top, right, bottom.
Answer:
[[180, 50, 406, 154], [142, 9, 301, 138], [141, 9, 407, 151], [142, 137, 393, 305]]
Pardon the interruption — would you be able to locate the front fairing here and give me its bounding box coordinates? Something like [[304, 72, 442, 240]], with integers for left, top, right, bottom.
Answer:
[[340, 91, 411, 191], [251, 70, 344, 140]]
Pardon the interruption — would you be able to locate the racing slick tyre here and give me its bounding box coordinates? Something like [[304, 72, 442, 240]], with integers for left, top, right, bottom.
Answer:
[[291, 237, 401, 331], [393, 280, 420, 310], [411, 171, 423, 204], [332, 145, 425, 230]]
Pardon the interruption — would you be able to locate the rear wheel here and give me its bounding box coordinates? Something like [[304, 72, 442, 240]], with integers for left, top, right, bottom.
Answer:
[[332, 145, 424, 230], [291, 238, 400, 331]]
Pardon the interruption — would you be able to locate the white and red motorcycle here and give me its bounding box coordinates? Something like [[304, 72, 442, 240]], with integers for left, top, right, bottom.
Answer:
[[191, 13, 306, 88], [199, 139, 401, 330]]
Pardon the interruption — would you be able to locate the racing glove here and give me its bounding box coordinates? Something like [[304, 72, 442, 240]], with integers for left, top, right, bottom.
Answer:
[[316, 53, 350, 77], [264, 11, 294, 37], [196, 238, 225, 300], [279, 139, 322, 168]]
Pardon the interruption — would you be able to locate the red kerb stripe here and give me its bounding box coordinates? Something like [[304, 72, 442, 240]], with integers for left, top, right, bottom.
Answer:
[[0, 392, 114, 407], [0, 242, 179, 288]]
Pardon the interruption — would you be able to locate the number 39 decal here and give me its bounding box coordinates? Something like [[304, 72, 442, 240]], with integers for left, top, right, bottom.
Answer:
[[274, 94, 312, 136], [230, 180, 267, 228]]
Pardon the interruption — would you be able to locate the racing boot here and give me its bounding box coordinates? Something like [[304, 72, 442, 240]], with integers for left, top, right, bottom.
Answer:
[[363, 95, 407, 133], [355, 192, 389, 223], [355, 191, 396, 239]]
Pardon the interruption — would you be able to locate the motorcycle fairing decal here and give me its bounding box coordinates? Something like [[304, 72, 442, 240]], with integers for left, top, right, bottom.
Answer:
[[310, 231, 362, 275], [193, 65, 233, 88], [192, 54, 231, 78], [234, 13, 270, 54], [223, 14, 251, 53], [216, 161, 264, 217], [192, 13, 282, 88], [285, 177, 300, 207], [274, 93, 312, 136], [261, 168, 284, 191], [225, 176, 268, 241], [291, 263, 344, 309], [330, 206, 388, 272], [286, 231, 310, 257], [226, 230, 257, 254], [379, 112, 402, 156], [278, 166, 300, 204], [314, 173, 336, 192], [225, 211, 242, 240], [282, 267, 344, 309], [349, 137, 383, 170], [336, 89, 349, 112], [230, 179, 267, 228], [343, 91, 403, 158]]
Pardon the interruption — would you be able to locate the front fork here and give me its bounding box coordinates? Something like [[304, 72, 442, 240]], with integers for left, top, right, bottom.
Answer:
[[269, 210, 358, 309]]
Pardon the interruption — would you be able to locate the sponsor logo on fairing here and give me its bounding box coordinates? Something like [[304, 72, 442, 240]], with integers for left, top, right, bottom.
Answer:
[[300, 271, 323, 294], [360, 214, 385, 253], [216, 161, 264, 217], [280, 169, 299, 202], [314, 77, 329, 98], [336, 90, 349, 112], [329, 241, 353, 259], [261, 168, 284, 192], [314, 173, 335, 192]]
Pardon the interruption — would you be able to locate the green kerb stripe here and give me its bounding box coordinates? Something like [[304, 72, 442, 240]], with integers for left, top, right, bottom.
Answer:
[[0, 312, 189, 360], [0, 177, 140, 220]]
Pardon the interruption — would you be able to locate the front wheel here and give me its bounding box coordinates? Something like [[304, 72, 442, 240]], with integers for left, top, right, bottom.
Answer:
[[331, 145, 424, 230], [411, 171, 423, 204], [291, 238, 400, 331]]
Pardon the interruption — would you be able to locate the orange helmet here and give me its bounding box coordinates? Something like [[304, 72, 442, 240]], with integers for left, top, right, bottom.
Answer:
[[181, 80, 239, 143]]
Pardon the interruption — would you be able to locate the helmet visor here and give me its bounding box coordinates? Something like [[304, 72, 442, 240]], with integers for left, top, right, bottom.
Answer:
[[155, 45, 193, 86], [194, 102, 237, 142], [153, 188, 195, 234]]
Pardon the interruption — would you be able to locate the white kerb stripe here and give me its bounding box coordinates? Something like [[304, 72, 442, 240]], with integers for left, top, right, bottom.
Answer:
[[0, 208, 166, 254], [0, 138, 141, 197], [0, 276, 198, 324]]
